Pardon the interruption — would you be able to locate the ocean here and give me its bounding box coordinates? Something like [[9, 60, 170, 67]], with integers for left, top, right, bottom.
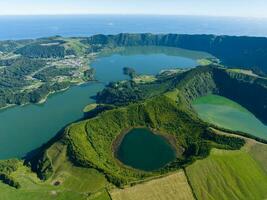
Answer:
[[0, 15, 267, 40]]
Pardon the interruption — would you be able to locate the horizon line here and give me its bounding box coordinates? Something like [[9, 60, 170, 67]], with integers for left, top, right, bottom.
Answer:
[[0, 13, 266, 20]]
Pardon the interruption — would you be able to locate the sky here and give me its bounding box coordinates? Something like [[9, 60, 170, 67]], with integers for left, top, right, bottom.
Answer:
[[0, 0, 267, 18]]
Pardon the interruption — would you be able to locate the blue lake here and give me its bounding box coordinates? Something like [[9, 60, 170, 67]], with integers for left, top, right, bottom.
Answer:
[[0, 46, 200, 159]]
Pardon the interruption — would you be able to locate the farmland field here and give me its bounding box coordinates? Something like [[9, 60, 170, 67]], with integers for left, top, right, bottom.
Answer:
[[185, 141, 267, 200], [247, 142, 267, 173], [110, 171, 194, 200]]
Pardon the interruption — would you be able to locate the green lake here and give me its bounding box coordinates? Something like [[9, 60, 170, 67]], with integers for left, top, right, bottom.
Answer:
[[0, 46, 204, 159], [116, 128, 176, 171], [193, 95, 267, 140]]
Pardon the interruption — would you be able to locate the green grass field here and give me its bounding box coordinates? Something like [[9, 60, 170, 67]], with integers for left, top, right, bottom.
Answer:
[[197, 58, 213, 66], [247, 142, 267, 173], [83, 103, 98, 113], [186, 142, 267, 200], [0, 162, 88, 200], [87, 189, 111, 200], [0, 142, 111, 200]]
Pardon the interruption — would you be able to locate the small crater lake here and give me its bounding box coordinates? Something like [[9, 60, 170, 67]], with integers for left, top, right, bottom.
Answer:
[[116, 128, 176, 171]]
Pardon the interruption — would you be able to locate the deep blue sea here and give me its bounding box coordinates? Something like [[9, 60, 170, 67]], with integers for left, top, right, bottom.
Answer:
[[0, 15, 267, 40]]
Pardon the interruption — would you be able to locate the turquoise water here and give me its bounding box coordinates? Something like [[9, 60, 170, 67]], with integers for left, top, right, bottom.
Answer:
[[116, 128, 176, 171], [0, 46, 198, 159], [0, 83, 104, 159], [193, 95, 267, 140]]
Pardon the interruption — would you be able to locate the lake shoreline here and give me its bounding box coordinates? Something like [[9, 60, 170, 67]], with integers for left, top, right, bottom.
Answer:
[[0, 80, 99, 112]]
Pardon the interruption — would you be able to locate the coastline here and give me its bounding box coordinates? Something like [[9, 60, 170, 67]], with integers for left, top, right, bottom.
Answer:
[[0, 104, 16, 111], [36, 86, 71, 105], [0, 87, 71, 111]]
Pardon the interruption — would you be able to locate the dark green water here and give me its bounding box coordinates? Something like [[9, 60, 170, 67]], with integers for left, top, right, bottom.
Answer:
[[0, 46, 201, 159], [116, 128, 176, 171]]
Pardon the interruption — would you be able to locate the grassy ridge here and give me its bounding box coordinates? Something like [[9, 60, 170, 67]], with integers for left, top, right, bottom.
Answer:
[[65, 94, 207, 186], [35, 91, 244, 188]]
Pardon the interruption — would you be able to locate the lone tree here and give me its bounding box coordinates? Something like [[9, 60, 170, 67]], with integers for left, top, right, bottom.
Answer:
[[123, 67, 137, 79]]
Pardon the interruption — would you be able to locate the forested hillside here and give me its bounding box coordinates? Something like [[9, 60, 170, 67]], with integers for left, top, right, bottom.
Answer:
[[84, 33, 267, 74]]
